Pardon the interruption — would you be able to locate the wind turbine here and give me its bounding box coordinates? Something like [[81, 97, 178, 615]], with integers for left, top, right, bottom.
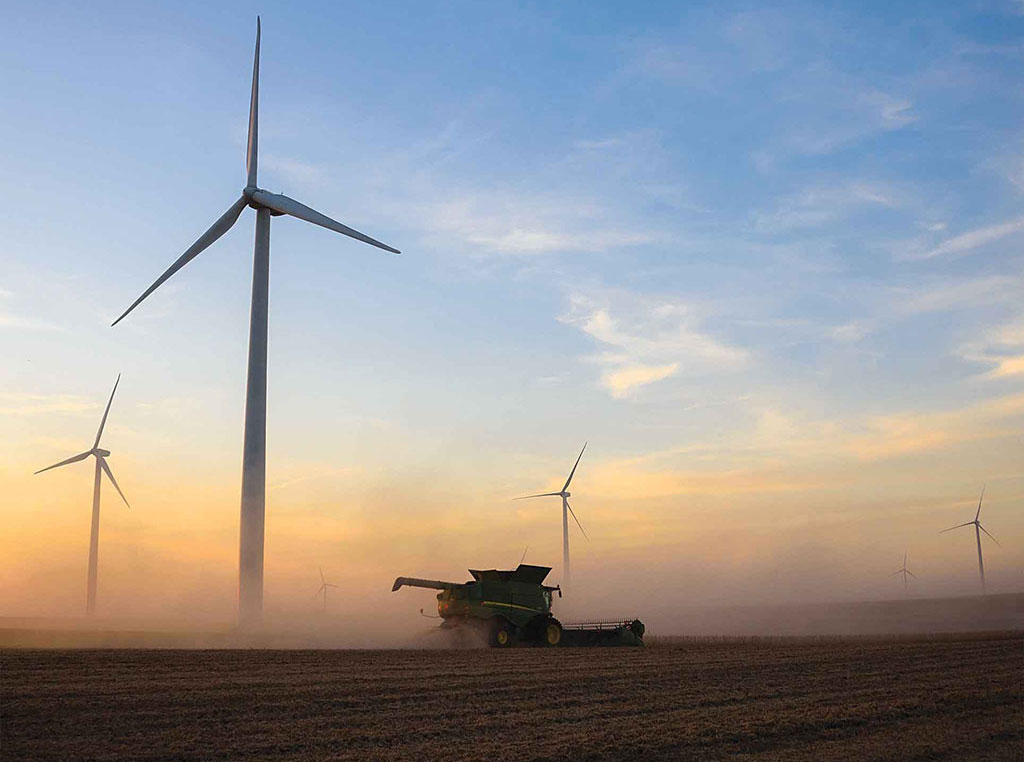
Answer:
[[889, 552, 916, 596], [516, 443, 588, 588], [314, 567, 338, 612], [111, 19, 399, 627], [940, 487, 999, 593], [34, 375, 130, 617]]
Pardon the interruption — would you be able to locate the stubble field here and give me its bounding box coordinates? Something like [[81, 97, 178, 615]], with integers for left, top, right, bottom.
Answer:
[[2, 633, 1021, 761]]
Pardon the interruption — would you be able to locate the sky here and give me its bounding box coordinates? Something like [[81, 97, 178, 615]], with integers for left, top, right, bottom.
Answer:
[[0, 0, 1022, 630]]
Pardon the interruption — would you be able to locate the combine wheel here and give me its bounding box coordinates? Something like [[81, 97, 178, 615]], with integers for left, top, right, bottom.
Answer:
[[542, 617, 562, 647], [490, 617, 515, 648]]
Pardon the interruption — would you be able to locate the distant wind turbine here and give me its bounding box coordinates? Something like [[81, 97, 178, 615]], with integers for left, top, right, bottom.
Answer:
[[34, 375, 130, 617], [889, 552, 916, 595], [111, 18, 399, 627], [315, 567, 338, 612], [516, 443, 588, 588], [940, 487, 999, 592]]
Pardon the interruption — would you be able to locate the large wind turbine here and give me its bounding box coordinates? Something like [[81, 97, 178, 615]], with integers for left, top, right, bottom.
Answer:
[[889, 552, 916, 596], [516, 443, 588, 588], [314, 567, 338, 612], [112, 19, 399, 626], [34, 375, 130, 617], [940, 487, 999, 592]]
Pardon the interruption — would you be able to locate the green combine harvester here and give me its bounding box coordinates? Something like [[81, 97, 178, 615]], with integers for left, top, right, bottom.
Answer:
[[392, 564, 645, 647]]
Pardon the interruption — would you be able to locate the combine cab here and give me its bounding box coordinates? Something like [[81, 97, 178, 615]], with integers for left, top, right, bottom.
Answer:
[[392, 564, 644, 648]]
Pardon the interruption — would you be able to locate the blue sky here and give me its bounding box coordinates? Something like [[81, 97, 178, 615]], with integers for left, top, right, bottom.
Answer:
[[1, 1, 1022, 619]]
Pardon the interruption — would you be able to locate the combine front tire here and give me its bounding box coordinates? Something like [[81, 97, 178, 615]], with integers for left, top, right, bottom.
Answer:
[[542, 617, 562, 647], [490, 617, 515, 648], [525, 615, 562, 646]]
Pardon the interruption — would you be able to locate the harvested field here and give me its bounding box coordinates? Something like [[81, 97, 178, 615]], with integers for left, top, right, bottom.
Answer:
[[2, 633, 1021, 761]]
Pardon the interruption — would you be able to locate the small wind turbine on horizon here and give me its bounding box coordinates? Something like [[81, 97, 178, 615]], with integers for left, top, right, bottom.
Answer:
[[315, 567, 338, 612], [890, 552, 916, 596], [940, 487, 999, 593], [516, 443, 588, 588], [111, 18, 399, 627], [34, 375, 130, 617]]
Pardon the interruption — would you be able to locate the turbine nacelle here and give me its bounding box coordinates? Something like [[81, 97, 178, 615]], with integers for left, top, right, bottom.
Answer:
[[242, 186, 283, 215], [93, 448, 111, 457]]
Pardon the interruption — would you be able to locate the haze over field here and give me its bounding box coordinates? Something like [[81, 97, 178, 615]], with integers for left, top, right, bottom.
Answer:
[[1, 1, 1023, 629]]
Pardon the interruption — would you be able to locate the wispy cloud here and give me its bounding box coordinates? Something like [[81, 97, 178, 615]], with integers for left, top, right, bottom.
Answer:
[[0, 288, 61, 331], [753, 181, 900, 233], [261, 155, 327, 187], [422, 193, 662, 255], [959, 315, 1024, 379], [896, 275, 1019, 315], [905, 215, 1024, 260], [603, 363, 680, 398], [0, 393, 98, 417], [785, 90, 916, 157], [0, 312, 62, 331], [271, 467, 353, 491], [560, 292, 748, 397], [627, 16, 917, 165]]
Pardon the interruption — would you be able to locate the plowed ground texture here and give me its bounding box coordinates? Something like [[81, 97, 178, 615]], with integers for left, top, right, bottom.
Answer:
[[2, 634, 1021, 761]]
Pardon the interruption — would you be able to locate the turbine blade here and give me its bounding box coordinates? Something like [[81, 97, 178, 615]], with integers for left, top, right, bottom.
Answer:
[[514, 492, 562, 500], [975, 485, 985, 521], [34, 451, 91, 475], [93, 373, 121, 449], [561, 442, 587, 493], [98, 458, 130, 508], [111, 196, 248, 326], [320, 567, 325, 585], [940, 522, 973, 533], [978, 523, 1000, 546], [890, 570, 903, 576], [246, 17, 260, 188], [565, 500, 588, 541], [325, 583, 338, 588], [906, 570, 917, 578], [313, 585, 324, 599], [249, 190, 400, 254], [519, 545, 529, 565]]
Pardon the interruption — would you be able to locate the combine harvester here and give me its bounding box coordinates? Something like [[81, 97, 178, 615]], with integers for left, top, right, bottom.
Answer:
[[392, 564, 644, 647]]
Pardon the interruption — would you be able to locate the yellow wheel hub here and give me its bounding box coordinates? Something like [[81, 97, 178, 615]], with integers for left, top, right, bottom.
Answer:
[[497, 630, 509, 645]]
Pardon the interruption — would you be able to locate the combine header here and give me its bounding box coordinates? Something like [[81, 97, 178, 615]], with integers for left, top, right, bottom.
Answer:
[[392, 563, 644, 647]]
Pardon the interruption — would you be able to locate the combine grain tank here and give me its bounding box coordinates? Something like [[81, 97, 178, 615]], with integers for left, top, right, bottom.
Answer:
[[392, 563, 644, 647]]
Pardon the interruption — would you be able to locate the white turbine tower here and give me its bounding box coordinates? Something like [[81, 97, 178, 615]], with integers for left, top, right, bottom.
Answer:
[[941, 487, 999, 593], [112, 19, 399, 627], [889, 552, 916, 596], [516, 443, 588, 588], [34, 374, 130, 617], [314, 567, 338, 613]]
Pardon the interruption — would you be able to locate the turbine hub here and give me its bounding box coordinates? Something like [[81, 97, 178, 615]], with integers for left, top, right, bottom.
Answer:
[[563, 491, 570, 498], [94, 448, 111, 457]]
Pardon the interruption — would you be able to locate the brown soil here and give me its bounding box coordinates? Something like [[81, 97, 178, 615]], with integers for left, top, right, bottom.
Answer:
[[2, 633, 1020, 761]]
